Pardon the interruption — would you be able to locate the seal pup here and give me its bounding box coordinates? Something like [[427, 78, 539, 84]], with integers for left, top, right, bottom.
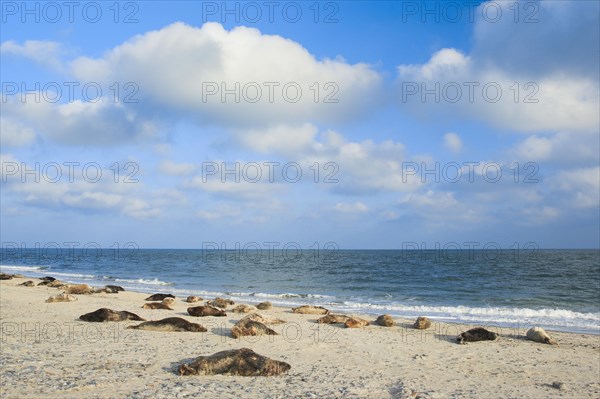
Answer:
[[231, 318, 278, 339], [142, 302, 173, 310], [46, 293, 77, 303], [242, 313, 286, 325], [256, 301, 272, 310], [186, 296, 202, 303], [526, 327, 558, 346], [0, 273, 14, 280], [207, 298, 235, 309], [317, 314, 350, 324], [19, 281, 34, 287], [292, 305, 330, 315], [79, 308, 145, 322], [65, 284, 94, 295], [103, 285, 124, 293], [178, 348, 291, 376], [375, 314, 396, 327], [145, 293, 175, 301], [48, 280, 69, 289], [457, 327, 498, 344], [187, 305, 227, 317], [413, 316, 431, 330], [127, 317, 207, 332], [232, 304, 255, 313], [344, 317, 370, 328]]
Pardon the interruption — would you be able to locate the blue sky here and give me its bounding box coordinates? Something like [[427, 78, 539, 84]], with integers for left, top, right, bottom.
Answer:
[[1, 0, 599, 249]]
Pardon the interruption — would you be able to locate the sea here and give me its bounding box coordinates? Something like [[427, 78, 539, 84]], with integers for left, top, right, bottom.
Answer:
[[1, 248, 599, 334]]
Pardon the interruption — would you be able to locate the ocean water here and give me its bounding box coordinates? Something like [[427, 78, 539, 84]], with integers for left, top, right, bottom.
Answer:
[[1, 248, 599, 334]]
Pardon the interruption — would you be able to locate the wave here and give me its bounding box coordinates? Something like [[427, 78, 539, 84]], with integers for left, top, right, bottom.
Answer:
[[112, 277, 173, 286], [0, 265, 48, 272]]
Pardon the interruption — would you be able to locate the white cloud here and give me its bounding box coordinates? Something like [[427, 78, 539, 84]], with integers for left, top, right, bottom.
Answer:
[[158, 160, 196, 176], [71, 22, 382, 128], [333, 201, 368, 213], [552, 167, 600, 209], [0, 117, 36, 147], [443, 132, 462, 153], [2, 98, 158, 146], [0, 40, 66, 70], [397, 48, 599, 133]]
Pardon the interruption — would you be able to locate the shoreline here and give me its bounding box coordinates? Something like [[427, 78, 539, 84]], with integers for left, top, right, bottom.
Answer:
[[2, 266, 598, 336], [1, 274, 599, 398]]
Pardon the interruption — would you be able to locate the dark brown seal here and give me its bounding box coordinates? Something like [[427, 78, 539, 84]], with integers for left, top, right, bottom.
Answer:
[[178, 348, 291, 376], [187, 305, 227, 317], [127, 317, 207, 332], [145, 293, 175, 301], [79, 308, 145, 322], [457, 327, 498, 344]]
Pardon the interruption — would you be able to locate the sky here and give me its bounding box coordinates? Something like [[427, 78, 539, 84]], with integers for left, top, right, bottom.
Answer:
[[1, 0, 599, 250]]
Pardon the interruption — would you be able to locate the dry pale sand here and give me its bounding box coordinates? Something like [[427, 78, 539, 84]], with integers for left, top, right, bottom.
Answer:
[[1, 276, 599, 399]]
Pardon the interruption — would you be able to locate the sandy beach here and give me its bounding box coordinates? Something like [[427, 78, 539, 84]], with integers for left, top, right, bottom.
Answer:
[[1, 276, 598, 399]]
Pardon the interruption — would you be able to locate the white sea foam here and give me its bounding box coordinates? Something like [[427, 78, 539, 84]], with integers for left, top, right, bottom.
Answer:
[[0, 265, 48, 272]]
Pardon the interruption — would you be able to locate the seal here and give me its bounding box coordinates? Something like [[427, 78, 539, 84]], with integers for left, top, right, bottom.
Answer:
[[526, 327, 558, 346], [48, 280, 69, 289], [161, 297, 176, 306], [178, 348, 291, 376], [317, 314, 350, 324], [145, 293, 175, 301], [127, 317, 207, 332], [103, 285, 124, 293], [292, 305, 330, 315], [457, 327, 498, 344], [19, 281, 34, 287], [187, 305, 227, 317], [231, 318, 278, 339], [344, 317, 370, 328], [242, 313, 286, 325], [413, 316, 431, 330], [65, 284, 94, 295], [256, 301, 272, 310], [375, 314, 396, 327], [186, 296, 202, 303], [142, 302, 173, 310], [79, 308, 145, 322], [0, 273, 14, 280], [232, 304, 255, 313], [207, 298, 235, 309], [46, 293, 77, 303]]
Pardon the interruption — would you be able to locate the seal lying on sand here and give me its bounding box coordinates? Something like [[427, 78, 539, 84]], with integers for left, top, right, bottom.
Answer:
[[79, 308, 145, 322], [65, 284, 94, 295], [178, 348, 291, 376], [142, 302, 173, 310], [242, 313, 286, 325], [413, 316, 431, 329], [95, 285, 125, 293], [232, 304, 255, 313], [256, 301, 272, 310], [186, 296, 202, 303], [526, 327, 559, 346], [375, 314, 395, 327], [187, 305, 227, 317], [0, 273, 14, 280], [46, 293, 77, 303], [145, 293, 175, 301], [292, 305, 329, 315], [317, 314, 350, 324], [231, 318, 278, 339], [457, 327, 498, 344], [207, 298, 235, 309], [19, 281, 34, 287], [344, 317, 370, 328], [127, 317, 207, 332]]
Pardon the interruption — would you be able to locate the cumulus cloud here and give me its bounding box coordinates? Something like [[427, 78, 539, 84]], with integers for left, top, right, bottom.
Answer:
[[1, 40, 66, 70], [71, 22, 383, 128], [443, 132, 462, 153], [2, 98, 158, 146], [0, 117, 36, 147]]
